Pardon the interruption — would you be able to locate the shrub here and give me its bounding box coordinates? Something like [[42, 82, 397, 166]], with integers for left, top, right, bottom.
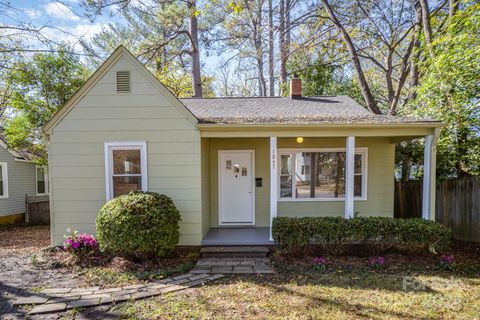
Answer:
[[63, 229, 99, 262], [272, 216, 452, 256], [96, 191, 181, 260]]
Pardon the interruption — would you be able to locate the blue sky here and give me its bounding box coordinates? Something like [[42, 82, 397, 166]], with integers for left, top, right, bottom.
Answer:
[[4, 0, 221, 76], [3, 0, 115, 49]]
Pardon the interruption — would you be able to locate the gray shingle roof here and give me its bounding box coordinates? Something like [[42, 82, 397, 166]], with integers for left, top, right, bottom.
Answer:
[[180, 96, 438, 125]]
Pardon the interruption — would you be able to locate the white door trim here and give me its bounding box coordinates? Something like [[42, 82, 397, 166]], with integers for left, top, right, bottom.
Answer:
[[218, 150, 255, 226]]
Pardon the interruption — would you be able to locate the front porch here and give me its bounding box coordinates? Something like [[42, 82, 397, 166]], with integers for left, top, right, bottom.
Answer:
[[202, 227, 273, 246], [199, 128, 440, 246]]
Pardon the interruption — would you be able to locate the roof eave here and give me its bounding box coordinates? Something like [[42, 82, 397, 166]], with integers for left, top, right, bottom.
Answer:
[[196, 121, 444, 130]]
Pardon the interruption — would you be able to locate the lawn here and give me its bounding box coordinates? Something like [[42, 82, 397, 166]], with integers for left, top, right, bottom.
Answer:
[[2, 225, 480, 319], [115, 271, 480, 319]]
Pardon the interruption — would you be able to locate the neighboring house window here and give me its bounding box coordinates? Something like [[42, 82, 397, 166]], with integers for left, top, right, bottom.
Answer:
[[104, 142, 147, 200], [279, 148, 367, 201], [0, 162, 7, 198], [36, 165, 48, 195]]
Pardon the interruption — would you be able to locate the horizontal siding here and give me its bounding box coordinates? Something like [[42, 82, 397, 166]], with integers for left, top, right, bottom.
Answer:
[[0, 147, 36, 217], [50, 55, 202, 246], [206, 137, 395, 226]]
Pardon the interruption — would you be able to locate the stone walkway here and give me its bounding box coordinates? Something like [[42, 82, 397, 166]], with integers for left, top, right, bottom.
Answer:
[[191, 258, 275, 274], [12, 273, 224, 315]]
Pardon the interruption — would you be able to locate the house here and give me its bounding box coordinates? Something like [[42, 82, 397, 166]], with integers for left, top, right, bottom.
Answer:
[[0, 136, 48, 225], [43, 46, 442, 246]]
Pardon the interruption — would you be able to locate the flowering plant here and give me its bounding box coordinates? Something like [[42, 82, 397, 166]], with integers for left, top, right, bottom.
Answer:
[[64, 228, 99, 261], [313, 257, 327, 271], [440, 254, 455, 270], [369, 256, 385, 270]]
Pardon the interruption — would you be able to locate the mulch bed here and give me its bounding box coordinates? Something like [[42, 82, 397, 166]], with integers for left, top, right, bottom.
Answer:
[[272, 240, 480, 276], [0, 224, 50, 256]]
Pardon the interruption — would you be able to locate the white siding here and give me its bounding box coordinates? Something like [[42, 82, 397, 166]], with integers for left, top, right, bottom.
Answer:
[[0, 147, 36, 217], [48, 55, 202, 245]]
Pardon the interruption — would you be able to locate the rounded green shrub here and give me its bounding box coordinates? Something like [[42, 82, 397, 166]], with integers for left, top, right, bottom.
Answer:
[[96, 191, 181, 259]]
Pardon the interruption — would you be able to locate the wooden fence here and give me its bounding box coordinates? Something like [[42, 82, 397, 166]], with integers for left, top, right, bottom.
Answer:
[[394, 176, 480, 242], [25, 195, 50, 225]]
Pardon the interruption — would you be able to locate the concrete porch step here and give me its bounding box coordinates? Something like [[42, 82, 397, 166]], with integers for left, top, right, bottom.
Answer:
[[200, 246, 269, 258]]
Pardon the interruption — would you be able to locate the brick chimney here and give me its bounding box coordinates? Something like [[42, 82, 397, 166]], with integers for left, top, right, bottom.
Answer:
[[290, 74, 302, 99]]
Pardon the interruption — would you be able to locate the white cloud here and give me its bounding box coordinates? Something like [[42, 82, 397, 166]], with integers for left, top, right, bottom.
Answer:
[[24, 8, 42, 19], [44, 2, 80, 21]]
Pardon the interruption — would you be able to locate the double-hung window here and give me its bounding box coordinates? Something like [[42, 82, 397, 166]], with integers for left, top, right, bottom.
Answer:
[[279, 148, 367, 201], [0, 162, 7, 198], [36, 165, 48, 195], [105, 142, 147, 200]]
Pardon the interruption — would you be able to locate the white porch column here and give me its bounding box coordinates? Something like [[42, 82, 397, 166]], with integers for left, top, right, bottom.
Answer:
[[345, 136, 355, 219], [269, 136, 278, 240], [422, 132, 438, 220]]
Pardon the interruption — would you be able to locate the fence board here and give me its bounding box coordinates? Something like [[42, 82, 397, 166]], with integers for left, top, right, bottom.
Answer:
[[25, 195, 50, 225], [394, 176, 480, 242]]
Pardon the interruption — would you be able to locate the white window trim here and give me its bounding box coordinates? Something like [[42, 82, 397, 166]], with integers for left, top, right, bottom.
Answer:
[[277, 147, 368, 202], [0, 162, 7, 199], [35, 165, 49, 196], [104, 141, 148, 201]]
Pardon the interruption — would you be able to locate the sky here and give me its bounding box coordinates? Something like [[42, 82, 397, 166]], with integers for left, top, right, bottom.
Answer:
[[2, 0, 221, 75], [2, 0, 115, 50]]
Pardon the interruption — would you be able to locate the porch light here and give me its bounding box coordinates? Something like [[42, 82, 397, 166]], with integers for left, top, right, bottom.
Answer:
[[296, 137, 304, 143]]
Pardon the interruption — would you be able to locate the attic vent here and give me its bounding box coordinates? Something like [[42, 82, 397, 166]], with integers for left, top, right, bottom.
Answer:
[[116, 71, 131, 93]]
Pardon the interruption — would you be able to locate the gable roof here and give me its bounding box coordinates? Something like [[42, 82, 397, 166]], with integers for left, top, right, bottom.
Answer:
[[180, 96, 441, 125], [0, 134, 44, 162], [43, 45, 197, 134]]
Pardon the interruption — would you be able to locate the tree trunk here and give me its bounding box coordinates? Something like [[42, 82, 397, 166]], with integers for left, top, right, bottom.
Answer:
[[279, 0, 287, 94], [449, 0, 459, 19], [188, 0, 203, 97], [419, 0, 435, 59], [253, 13, 266, 96], [268, 0, 275, 96], [401, 159, 411, 181], [407, 1, 422, 104], [321, 0, 381, 114]]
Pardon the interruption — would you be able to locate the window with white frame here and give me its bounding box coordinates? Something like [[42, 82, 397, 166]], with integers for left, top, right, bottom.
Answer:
[[279, 148, 367, 200], [105, 142, 147, 200], [0, 162, 7, 198], [36, 165, 48, 195]]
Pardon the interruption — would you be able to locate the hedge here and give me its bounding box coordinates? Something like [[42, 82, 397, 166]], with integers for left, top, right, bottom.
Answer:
[[272, 216, 452, 256], [96, 191, 181, 260]]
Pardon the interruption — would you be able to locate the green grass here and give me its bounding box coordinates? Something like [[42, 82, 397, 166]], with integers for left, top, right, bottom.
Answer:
[[114, 269, 480, 319]]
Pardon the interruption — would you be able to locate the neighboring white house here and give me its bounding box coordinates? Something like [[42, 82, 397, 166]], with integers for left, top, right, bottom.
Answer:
[[43, 46, 442, 246], [0, 136, 48, 224]]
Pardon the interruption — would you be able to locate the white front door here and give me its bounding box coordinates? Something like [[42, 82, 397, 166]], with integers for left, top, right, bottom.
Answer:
[[219, 150, 255, 225]]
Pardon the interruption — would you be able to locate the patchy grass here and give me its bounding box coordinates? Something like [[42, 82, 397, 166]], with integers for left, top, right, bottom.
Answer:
[[116, 242, 480, 319], [78, 261, 195, 287], [115, 271, 480, 320]]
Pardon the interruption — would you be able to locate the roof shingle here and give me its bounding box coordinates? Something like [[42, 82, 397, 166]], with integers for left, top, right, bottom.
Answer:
[[180, 95, 438, 125]]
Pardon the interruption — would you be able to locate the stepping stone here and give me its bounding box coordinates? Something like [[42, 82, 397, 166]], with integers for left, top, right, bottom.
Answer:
[[29, 302, 67, 314], [12, 296, 49, 305], [131, 290, 161, 300], [211, 267, 233, 274], [232, 267, 254, 274], [191, 268, 211, 274], [67, 298, 101, 309], [188, 274, 210, 281], [94, 287, 123, 294], [41, 288, 72, 294]]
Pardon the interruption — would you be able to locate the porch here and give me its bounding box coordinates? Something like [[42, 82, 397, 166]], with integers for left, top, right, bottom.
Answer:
[[202, 227, 273, 246], [199, 129, 440, 245]]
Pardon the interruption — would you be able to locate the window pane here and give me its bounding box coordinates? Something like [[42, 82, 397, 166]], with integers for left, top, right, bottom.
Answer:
[[354, 154, 362, 174], [37, 182, 45, 194], [113, 176, 142, 197], [314, 152, 346, 198], [280, 155, 292, 174], [37, 167, 45, 182], [354, 175, 362, 196], [280, 175, 292, 198], [0, 165, 3, 181], [113, 150, 141, 174], [0, 182, 3, 196], [295, 152, 312, 198]]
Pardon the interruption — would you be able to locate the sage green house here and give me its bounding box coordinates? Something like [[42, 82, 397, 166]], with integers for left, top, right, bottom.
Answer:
[[44, 46, 442, 246]]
